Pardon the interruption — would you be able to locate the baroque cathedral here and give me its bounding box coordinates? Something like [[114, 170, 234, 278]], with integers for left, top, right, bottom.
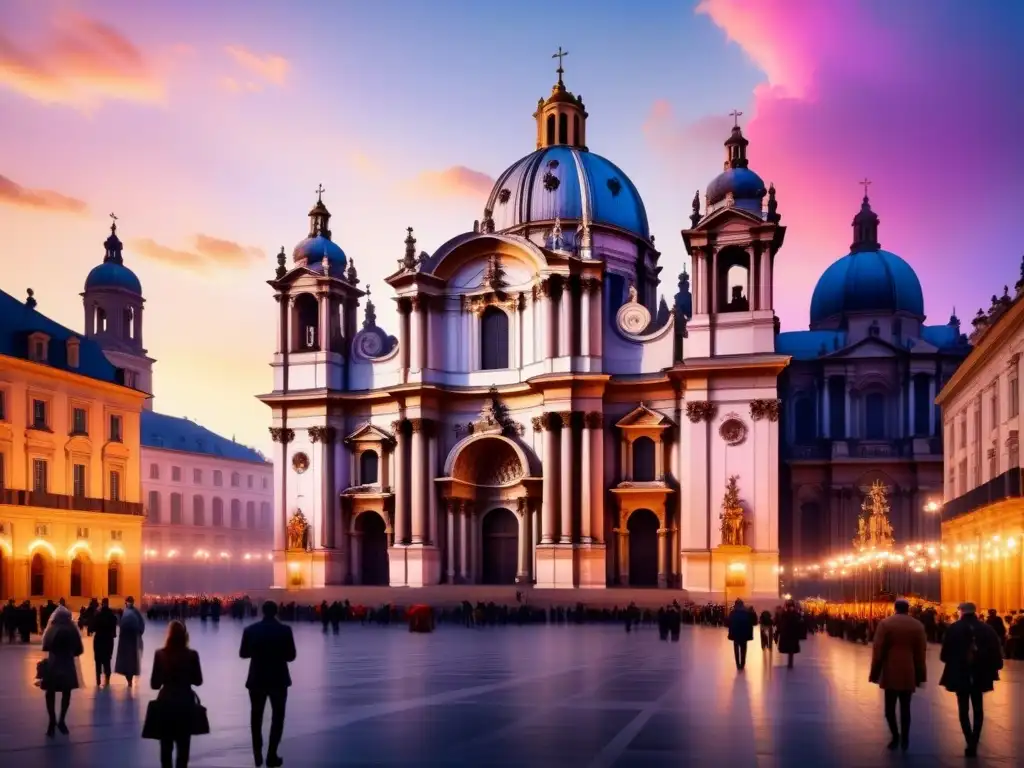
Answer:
[[261, 61, 788, 603]]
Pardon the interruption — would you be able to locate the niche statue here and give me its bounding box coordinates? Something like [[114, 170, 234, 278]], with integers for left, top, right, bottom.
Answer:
[[719, 475, 747, 546]]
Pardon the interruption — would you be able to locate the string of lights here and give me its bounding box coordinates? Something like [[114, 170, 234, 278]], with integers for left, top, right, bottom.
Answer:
[[143, 549, 273, 562]]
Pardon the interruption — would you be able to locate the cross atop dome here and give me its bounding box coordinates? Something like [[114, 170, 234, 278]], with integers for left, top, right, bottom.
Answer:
[[851, 182, 880, 253], [552, 46, 568, 84], [534, 48, 588, 150]]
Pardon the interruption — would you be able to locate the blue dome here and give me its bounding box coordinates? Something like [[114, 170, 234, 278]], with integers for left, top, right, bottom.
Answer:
[[84, 261, 142, 294], [810, 249, 924, 326], [292, 234, 347, 272], [486, 146, 649, 239], [706, 167, 766, 206]]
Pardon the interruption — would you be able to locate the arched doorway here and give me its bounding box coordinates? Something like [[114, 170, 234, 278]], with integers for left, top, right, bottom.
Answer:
[[356, 512, 389, 585], [70, 554, 91, 598], [481, 508, 519, 585], [627, 509, 659, 587], [107, 559, 121, 596], [30, 553, 46, 597]]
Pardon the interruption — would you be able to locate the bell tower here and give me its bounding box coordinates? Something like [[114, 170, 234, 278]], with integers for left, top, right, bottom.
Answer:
[[533, 47, 588, 150]]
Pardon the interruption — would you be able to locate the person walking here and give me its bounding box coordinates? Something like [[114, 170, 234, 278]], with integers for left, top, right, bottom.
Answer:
[[940, 602, 1004, 758], [727, 599, 754, 670], [240, 601, 297, 768], [39, 605, 83, 737], [145, 621, 205, 768], [759, 609, 774, 652], [869, 598, 927, 752], [115, 596, 145, 689], [776, 600, 802, 668], [91, 598, 118, 687]]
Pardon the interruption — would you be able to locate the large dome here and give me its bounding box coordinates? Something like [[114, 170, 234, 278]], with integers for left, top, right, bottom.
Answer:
[[810, 249, 924, 326], [292, 234, 347, 272], [484, 146, 649, 239], [84, 261, 142, 294]]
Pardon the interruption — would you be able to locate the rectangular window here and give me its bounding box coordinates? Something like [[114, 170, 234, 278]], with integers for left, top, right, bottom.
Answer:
[[76, 527, 88, 540], [150, 463, 160, 480], [32, 458, 48, 492], [193, 468, 202, 484], [110, 470, 121, 502], [32, 399, 47, 429], [1012, 378, 1020, 418], [110, 530, 123, 541], [72, 407, 87, 435], [109, 414, 123, 443], [73, 463, 87, 497], [262, 477, 268, 490], [231, 472, 240, 488], [247, 474, 253, 489], [213, 470, 223, 487], [960, 417, 967, 448], [172, 466, 182, 482], [992, 388, 999, 429], [170, 493, 183, 524]]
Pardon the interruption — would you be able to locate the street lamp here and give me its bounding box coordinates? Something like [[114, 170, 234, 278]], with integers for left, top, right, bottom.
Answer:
[[924, 499, 940, 513]]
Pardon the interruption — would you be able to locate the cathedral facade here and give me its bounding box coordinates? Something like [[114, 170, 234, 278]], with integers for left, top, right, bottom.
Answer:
[[261, 68, 788, 602]]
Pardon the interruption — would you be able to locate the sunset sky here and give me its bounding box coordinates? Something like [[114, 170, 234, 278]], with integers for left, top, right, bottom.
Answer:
[[2, 0, 1022, 455]]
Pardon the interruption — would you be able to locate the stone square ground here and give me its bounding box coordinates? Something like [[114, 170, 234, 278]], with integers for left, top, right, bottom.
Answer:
[[0, 621, 1021, 766]]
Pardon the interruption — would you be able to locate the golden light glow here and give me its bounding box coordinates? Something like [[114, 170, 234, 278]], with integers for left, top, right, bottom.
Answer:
[[67, 542, 93, 559], [219, 551, 230, 560], [924, 500, 940, 513], [105, 545, 125, 561], [288, 562, 300, 572], [0, 538, 13, 555], [728, 562, 747, 573], [27, 538, 57, 557]]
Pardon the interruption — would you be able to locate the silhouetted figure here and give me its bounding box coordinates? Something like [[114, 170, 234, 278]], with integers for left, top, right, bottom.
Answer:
[[870, 598, 927, 752], [940, 602, 1004, 758], [146, 621, 205, 768], [2, 598, 16, 642], [115, 596, 145, 688], [759, 610, 773, 651], [727, 599, 754, 670], [241, 601, 297, 768], [777, 600, 802, 668], [39, 606, 83, 737], [91, 598, 118, 686]]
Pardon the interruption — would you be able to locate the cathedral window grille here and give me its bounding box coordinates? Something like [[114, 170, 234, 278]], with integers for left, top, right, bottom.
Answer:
[[170, 493, 183, 524], [32, 459, 48, 492], [359, 450, 379, 484], [193, 495, 205, 526], [632, 437, 656, 482], [480, 307, 510, 370]]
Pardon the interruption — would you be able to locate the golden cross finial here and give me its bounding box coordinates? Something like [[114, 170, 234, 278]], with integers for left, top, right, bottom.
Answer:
[[552, 46, 569, 82], [315, 183, 325, 203], [859, 177, 872, 197], [729, 110, 743, 128], [109, 212, 118, 233]]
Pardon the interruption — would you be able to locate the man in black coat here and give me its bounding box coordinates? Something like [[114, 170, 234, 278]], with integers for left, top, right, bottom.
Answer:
[[940, 602, 1004, 758], [91, 598, 118, 686], [240, 601, 297, 768]]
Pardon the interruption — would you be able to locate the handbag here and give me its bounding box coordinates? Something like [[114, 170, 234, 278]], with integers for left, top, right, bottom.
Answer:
[[34, 658, 50, 688], [190, 693, 210, 736], [141, 693, 210, 739], [141, 700, 164, 740]]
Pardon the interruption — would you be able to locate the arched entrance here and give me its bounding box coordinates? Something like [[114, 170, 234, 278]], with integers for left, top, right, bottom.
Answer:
[[30, 553, 46, 597], [356, 512, 389, 585], [70, 554, 90, 598], [481, 508, 519, 585], [107, 558, 121, 596], [627, 509, 659, 587]]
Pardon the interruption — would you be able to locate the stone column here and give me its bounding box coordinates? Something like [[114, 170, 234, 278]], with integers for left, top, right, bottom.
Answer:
[[418, 296, 429, 371], [276, 294, 288, 354], [589, 413, 605, 544], [657, 527, 668, 588], [905, 376, 914, 435], [427, 428, 438, 545], [516, 498, 530, 582], [540, 414, 557, 543], [273, 439, 286, 553], [655, 435, 665, 480], [618, 528, 629, 585], [822, 376, 831, 439], [350, 531, 362, 584], [409, 419, 425, 544], [560, 280, 575, 357], [844, 379, 852, 439], [928, 375, 937, 436], [398, 300, 411, 371], [544, 283, 557, 360], [559, 411, 574, 543], [591, 280, 603, 359], [446, 499, 456, 583], [392, 420, 407, 545], [318, 427, 336, 548], [458, 502, 469, 582], [579, 280, 591, 358], [580, 414, 592, 542], [317, 292, 330, 352], [410, 296, 423, 372]]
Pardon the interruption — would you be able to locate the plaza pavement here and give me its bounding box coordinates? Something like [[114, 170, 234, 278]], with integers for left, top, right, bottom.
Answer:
[[0, 621, 1020, 766]]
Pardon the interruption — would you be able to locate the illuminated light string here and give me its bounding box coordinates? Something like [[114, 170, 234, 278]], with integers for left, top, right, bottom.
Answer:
[[143, 549, 273, 562]]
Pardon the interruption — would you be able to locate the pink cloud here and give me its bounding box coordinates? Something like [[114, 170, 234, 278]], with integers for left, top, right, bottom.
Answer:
[[131, 235, 264, 271], [406, 166, 495, 199], [223, 45, 289, 91], [0, 173, 88, 214]]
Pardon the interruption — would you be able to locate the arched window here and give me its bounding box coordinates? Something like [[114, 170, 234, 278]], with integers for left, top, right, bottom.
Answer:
[[212, 497, 224, 527], [230, 499, 242, 528], [70, 556, 84, 597], [716, 247, 752, 313], [360, 450, 379, 484], [170, 492, 182, 524], [246, 501, 256, 529], [546, 114, 555, 145], [193, 495, 205, 526], [558, 113, 568, 144], [865, 392, 886, 440], [30, 553, 45, 597], [148, 490, 161, 523], [231, 472, 240, 488], [573, 114, 580, 145], [480, 307, 509, 370], [107, 559, 120, 596], [94, 306, 107, 334], [794, 397, 817, 443], [632, 437, 656, 482], [294, 293, 319, 351]]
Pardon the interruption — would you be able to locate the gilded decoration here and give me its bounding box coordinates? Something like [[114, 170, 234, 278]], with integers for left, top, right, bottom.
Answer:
[[291, 452, 309, 474], [718, 417, 747, 446], [750, 399, 781, 422], [719, 475, 747, 546], [584, 411, 604, 429], [308, 426, 336, 443], [286, 510, 310, 550], [685, 401, 717, 424], [455, 387, 523, 437], [269, 427, 295, 443], [853, 480, 894, 551]]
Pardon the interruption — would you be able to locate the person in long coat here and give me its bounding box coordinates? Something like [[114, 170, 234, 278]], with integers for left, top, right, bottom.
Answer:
[[776, 600, 802, 668], [40, 605, 84, 737], [115, 596, 146, 688], [870, 598, 927, 751], [940, 602, 1004, 757], [727, 600, 755, 670], [147, 621, 204, 768], [91, 598, 118, 687]]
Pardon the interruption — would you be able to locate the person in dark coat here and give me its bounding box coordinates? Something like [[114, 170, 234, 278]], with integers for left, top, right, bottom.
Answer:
[[940, 602, 1004, 758], [148, 621, 204, 768], [2, 598, 16, 643], [870, 598, 927, 752], [240, 601, 297, 768], [727, 600, 755, 670], [984, 609, 1006, 650], [91, 598, 118, 687], [759, 609, 774, 651], [40, 606, 83, 737], [115, 596, 146, 688], [776, 600, 802, 668]]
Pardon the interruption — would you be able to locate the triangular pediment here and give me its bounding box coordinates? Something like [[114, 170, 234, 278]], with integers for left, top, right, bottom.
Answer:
[[824, 335, 905, 359], [617, 403, 672, 428], [343, 422, 395, 446]]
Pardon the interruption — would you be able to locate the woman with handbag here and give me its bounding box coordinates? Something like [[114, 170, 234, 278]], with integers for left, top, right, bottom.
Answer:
[[145, 621, 206, 768], [39, 605, 84, 737]]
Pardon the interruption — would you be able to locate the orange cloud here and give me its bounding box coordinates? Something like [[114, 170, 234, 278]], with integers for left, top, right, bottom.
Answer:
[[0, 173, 88, 214], [222, 45, 289, 92], [131, 235, 265, 271], [406, 166, 494, 199], [0, 12, 164, 108]]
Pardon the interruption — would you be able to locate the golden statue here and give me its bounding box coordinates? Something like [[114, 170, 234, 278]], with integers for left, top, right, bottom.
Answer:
[[853, 480, 894, 550], [719, 475, 747, 546], [287, 510, 310, 550]]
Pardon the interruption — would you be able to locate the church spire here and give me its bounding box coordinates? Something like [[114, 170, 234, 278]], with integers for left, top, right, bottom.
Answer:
[[851, 179, 880, 253], [723, 110, 749, 170], [308, 183, 332, 239], [533, 47, 588, 150], [104, 212, 124, 264]]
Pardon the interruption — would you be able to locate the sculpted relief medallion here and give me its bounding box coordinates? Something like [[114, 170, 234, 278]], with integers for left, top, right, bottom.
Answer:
[[719, 417, 748, 446], [292, 452, 310, 474]]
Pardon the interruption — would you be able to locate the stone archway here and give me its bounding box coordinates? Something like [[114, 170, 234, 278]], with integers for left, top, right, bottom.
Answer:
[[30, 553, 46, 597], [71, 554, 92, 598], [355, 511, 390, 585], [107, 558, 122, 597], [481, 508, 519, 585], [627, 509, 660, 587]]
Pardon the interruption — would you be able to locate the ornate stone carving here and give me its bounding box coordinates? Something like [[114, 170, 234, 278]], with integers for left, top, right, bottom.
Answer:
[[543, 171, 560, 191], [497, 188, 511, 204], [483, 454, 525, 486], [291, 452, 309, 473], [390, 419, 406, 436], [286, 510, 310, 550], [719, 475, 747, 546], [718, 418, 747, 446], [685, 401, 717, 423], [580, 277, 601, 294], [308, 426, 336, 443], [616, 299, 651, 335], [531, 415, 547, 432], [408, 418, 434, 434], [584, 411, 604, 429], [555, 411, 575, 429], [269, 427, 295, 443], [1009, 352, 1021, 369], [750, 399, 781, 422]]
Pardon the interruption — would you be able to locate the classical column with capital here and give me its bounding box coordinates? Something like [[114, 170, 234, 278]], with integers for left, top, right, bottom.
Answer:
[[459, 502, 469, 582], [618, 526, 629, 586], [392, 420, 407, 545], [657, 527, 668, 588], [580, 414, 593, 542], [539, 414, 557, 544], [543, 282, 557, 360], [558, 411, 574, 543], [579, 279, 591, 358], [409, 419, 427, 544], [516, 498, 531, 583], [446, 499, 456, 583], [427, 427, 438, 545]]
